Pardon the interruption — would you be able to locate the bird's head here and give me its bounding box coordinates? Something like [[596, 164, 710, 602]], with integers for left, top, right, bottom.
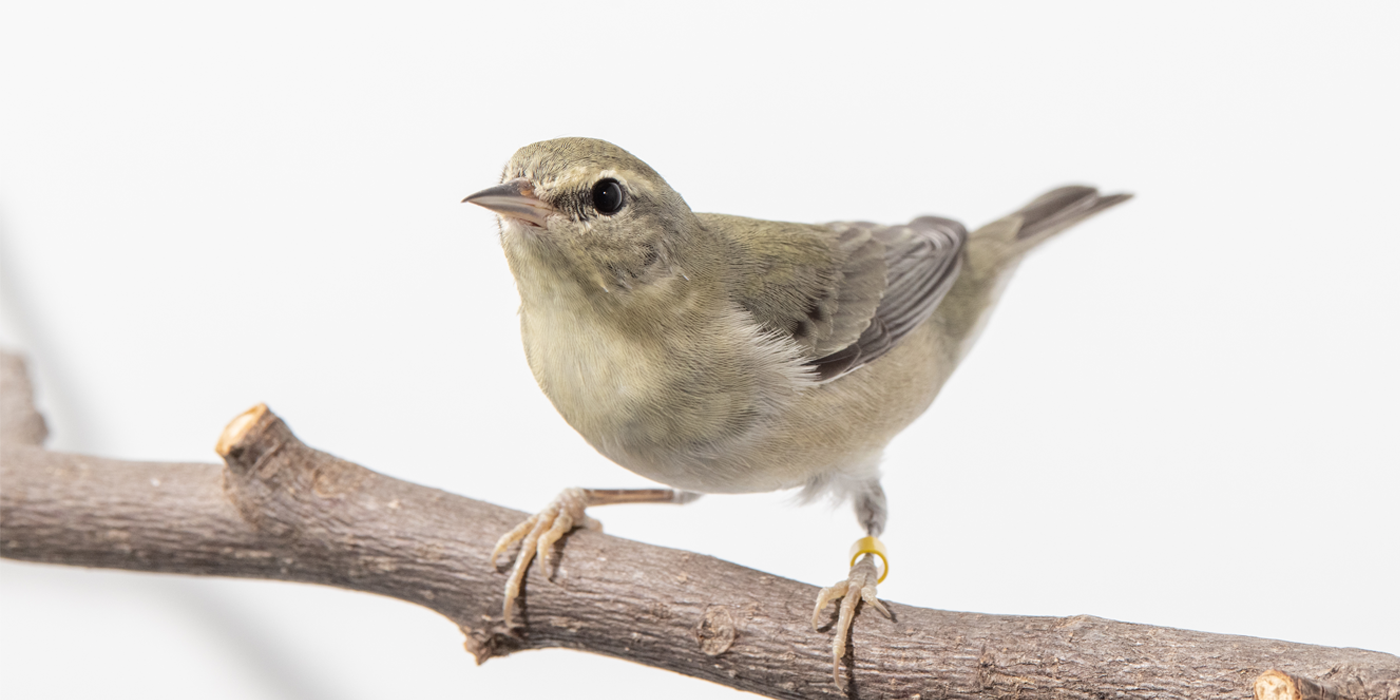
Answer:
[[464, 138, 701, 294]]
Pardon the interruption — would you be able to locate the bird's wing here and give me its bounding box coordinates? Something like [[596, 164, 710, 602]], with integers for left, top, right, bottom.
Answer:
[[807, 217, 966, 381], [705, 213, 966, 381]]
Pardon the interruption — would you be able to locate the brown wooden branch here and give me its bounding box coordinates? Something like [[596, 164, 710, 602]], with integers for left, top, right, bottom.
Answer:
[[2, 351, 1397, 699]]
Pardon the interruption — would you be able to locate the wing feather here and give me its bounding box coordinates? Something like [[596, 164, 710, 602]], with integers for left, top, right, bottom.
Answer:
[[708, 212, 966, 382], [810, 217, 966, 381]]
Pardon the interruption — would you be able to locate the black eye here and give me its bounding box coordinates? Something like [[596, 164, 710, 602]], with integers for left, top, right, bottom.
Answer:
[[590, 178, 625, 215]]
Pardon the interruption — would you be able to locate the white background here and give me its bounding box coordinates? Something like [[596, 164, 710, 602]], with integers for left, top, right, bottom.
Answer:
[[2, 2, 1396, 698]]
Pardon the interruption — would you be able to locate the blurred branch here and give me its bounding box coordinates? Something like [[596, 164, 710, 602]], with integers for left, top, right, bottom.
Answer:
[[2, 351, 1397, 699]]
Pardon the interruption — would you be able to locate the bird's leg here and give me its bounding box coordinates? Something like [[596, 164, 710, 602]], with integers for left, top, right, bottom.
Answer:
[[812, 480, 893, 688], [491, 487, 699, 628]]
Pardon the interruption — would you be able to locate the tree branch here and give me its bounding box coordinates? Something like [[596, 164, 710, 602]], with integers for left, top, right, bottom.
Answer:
[[2, 351, 1396, 699]]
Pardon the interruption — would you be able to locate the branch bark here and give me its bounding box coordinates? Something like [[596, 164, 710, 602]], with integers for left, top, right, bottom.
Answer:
[[2, 351, 1397, 699]]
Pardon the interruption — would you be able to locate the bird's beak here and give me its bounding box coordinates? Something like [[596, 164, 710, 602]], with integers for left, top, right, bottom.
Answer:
[[462, 178, 556, 228]]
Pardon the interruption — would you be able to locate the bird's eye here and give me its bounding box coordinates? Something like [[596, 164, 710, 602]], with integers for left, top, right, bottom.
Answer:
[[590, 178, 625, 215]]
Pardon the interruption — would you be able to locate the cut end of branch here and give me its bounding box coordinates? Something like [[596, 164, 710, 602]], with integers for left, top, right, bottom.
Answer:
[[1255, 669, 1354, 700], [1257, 670, 1302, 700], [216, 404, 268, 457]]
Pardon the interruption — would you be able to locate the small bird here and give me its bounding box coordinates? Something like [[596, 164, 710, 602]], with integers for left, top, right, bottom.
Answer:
[[464, 137, 1130, 685]]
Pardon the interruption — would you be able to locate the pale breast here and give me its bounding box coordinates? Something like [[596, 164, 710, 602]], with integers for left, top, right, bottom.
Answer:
[[519, 299, 817, 491]]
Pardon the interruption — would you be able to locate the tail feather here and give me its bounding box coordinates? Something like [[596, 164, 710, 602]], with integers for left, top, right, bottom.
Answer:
[[945, 186, 1131, 361], [1014, 186, 1133, 243], [966, 186, 1131, 275]]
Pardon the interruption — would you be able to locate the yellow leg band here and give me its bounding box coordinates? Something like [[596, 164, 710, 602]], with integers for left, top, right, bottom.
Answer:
[[848, 535, 889, 583]]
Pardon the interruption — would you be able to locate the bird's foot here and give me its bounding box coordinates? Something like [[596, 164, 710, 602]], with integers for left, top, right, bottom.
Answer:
[[490, 487, 690, 628], [490, 487, 601, 628], [812, 537, 892, 688]]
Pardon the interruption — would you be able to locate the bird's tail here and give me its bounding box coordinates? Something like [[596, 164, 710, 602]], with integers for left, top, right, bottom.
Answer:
[[937, 186, 1131, 363], [965, 186, 1132, 275]]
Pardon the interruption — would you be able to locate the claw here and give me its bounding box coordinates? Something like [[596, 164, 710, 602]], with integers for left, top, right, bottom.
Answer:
[[490, 517, 537, 569], [813, 554, 890, 687], [491, 488, 591, 627]]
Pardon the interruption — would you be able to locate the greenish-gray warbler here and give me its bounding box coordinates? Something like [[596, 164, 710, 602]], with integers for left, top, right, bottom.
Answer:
[[464, 137, 1129, 685]]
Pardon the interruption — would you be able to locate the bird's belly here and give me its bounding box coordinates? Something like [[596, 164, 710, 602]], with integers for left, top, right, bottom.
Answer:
[[519, 304, 822, 493]]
